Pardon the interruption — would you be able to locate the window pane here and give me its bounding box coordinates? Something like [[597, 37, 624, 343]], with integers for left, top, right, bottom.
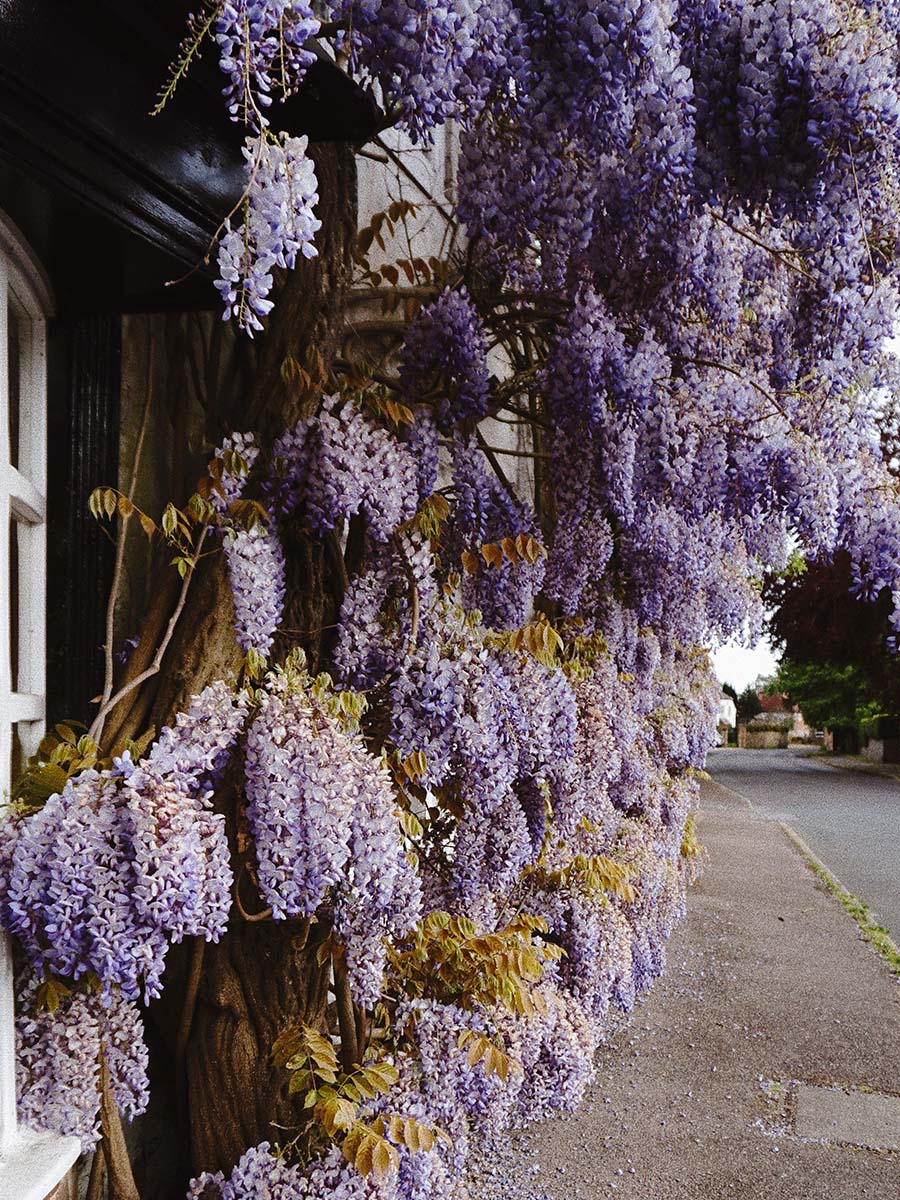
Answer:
[[7, 298, 20, 471]]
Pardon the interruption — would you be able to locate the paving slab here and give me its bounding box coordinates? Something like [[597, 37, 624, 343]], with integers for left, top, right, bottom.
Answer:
[[794, 1084, 900, 1151], [524, 780, 900, 1200]]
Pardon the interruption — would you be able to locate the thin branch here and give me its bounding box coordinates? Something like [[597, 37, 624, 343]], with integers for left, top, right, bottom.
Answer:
[[480, 444, 551, 460], [712, 212, 814, 282], [396, 543, 421, 654], [675, 355, 789, 421], [355, 147, 390, 164], [849, 145, 878, 301], [373, 136, 459, 229], [89, 523, 211, 745], [234, 863, 274, 922], [476, 429, 515, 495], [496, 401, 552, 431], [98, 334, 156, 722]]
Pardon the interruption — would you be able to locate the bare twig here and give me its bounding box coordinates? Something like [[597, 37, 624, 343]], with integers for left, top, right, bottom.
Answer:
[[396, 542, 421, 654], [373, 136, 459, 229], [849, 145, 878, 302], [89, 523, 211, 745], [476, 429, 515, 495], [480, 444, 551, 460], [497, 400, 552, 430], [712, 212, 814, 281], [234, 863, 274, 923], [675, 356, 790, 422], [97, 333, 157, 727], [356, 147, 390, 164]]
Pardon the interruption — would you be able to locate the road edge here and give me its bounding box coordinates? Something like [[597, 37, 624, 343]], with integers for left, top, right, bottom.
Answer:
[[779, 821, 900, 980]]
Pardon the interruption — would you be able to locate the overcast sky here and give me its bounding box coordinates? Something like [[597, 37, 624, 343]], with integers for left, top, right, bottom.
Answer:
[[711, 636, 780, 692]]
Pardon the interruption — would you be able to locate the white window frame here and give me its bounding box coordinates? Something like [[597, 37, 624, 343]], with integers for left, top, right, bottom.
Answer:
[[0, 212, 79, 1199]]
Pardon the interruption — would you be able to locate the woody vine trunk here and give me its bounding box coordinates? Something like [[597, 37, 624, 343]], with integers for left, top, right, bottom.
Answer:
[[112, 142, 359, 1191]]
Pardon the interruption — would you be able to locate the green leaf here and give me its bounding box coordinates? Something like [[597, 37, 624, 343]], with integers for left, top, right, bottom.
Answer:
[[161, 503, 178, 538]]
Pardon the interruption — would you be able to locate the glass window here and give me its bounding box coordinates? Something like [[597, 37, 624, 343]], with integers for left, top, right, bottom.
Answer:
[[0, 212, 79, 1199]]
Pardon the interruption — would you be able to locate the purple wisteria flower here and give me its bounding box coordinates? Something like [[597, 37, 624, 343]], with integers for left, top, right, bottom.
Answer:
[[215, 1, 320, 125], [271, 393, 419, 539], [0, 683, 247, 1001], [217, 134, 321, 333], [244, 666, 421, 1003], [399, 287, 490, 430], [15, 972, 150, 1152]]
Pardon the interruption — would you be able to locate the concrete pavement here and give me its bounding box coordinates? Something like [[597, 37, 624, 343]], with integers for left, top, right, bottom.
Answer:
[[708, 746, 900, 941], [525, 780, 900, 1199]]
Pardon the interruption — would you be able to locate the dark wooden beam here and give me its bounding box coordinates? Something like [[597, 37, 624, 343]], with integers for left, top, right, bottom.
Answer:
[[0, 1, 381, 274]]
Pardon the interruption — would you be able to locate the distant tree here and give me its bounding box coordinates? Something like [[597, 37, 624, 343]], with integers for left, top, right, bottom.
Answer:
[[736, 685, 762, 723], [722, 681, 738, 704], [763, 550, 900, 722], [773, 659, 872, 752]]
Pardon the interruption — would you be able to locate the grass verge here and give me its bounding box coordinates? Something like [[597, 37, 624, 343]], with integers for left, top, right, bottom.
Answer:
[[780, 822, 900, 978]]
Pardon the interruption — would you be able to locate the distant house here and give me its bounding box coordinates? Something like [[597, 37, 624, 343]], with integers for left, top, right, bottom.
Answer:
[[716, 694, 737, 745], [738, 693, 812, 748]]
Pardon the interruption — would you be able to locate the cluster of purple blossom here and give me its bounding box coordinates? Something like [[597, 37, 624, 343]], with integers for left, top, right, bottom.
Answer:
[[0, 683, 247, 1002], [333, 530, 437, 687], [217, 134, 321, 334], [212, 433, 287, 658], [330, 0, 512, 139], [271, 394, 419, 540], [15, 973, 150, 1152], [399, 288, 490, 430], [446, 435, 547, 629], [215, 1, 320, 125], [244, 660, 421, 1003]]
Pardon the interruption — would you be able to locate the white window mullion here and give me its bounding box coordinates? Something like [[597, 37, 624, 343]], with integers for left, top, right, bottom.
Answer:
[[0, 252, 15, 1157], [4, 468, 45, 525], [0, 211, 80, 1193]]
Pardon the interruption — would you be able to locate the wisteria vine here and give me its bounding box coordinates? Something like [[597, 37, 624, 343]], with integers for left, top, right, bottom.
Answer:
[[6, 1, 900, 1198]]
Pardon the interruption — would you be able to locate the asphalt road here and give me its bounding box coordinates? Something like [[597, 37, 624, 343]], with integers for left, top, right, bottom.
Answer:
[[706, 747, 900, 942]]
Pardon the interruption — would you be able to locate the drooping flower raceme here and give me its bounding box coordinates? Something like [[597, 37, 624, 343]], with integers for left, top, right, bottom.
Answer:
[[399, 287, 490, 430], [271, 394, 419, 540], [215, 1, 321, 124], [217, 134, 321, 334], [244, 666, 421, 1003], [212, 433, 287, 658], [0, 683, 247, 1001], [15, 974, 150, 1152]]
